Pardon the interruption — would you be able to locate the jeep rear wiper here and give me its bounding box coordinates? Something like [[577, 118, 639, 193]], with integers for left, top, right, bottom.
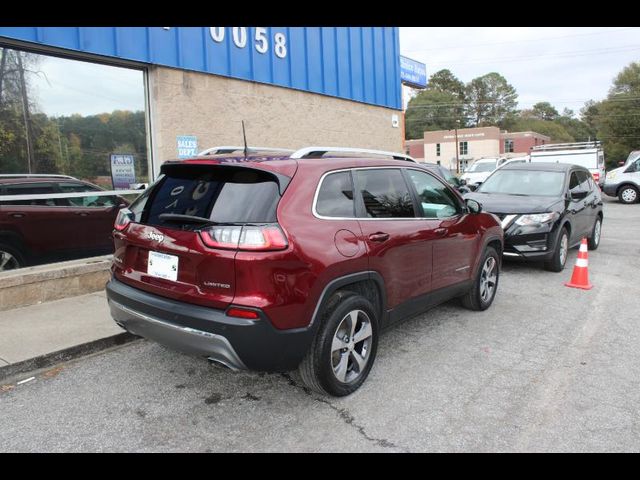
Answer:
[[158, 213, 219, 225], [158, 213, 255, 228]]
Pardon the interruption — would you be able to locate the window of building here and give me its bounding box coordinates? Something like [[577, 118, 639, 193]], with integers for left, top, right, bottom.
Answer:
[[459, 141, 468, 156], [436, 143, 441, 157], [0, 45, 149, 272], [505, 139, 514, 153]]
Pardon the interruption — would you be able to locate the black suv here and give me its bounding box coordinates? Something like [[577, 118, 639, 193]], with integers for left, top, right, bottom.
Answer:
[[464, 162, 603, 272]]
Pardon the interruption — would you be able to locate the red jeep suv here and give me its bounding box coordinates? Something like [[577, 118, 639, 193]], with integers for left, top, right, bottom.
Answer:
[[0, 175, 129, 271], [106, 147, 503, 396]]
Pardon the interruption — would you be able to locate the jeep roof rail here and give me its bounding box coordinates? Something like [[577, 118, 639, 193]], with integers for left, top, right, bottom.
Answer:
[[531, 141, 602, 151], [0, 174, 75, 179], [197, 146, 295, 156], [290, 146, 417, 162]]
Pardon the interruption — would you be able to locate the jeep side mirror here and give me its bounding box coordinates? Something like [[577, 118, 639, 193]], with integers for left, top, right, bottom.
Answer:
[[466, 198, 482, 214]]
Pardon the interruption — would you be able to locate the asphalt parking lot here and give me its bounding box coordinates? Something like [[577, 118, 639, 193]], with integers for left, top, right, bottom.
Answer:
[[1, 196, 639, 452]]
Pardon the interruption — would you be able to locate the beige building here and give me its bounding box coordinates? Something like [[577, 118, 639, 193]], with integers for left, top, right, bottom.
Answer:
[[149, 67, 403, 175], [408, 126, 550, 171]]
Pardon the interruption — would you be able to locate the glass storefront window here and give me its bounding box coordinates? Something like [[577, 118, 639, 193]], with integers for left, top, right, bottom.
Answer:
[[0, 46, 149, 272]]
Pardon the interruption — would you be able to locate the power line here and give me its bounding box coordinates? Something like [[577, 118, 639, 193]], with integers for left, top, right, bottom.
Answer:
[[402, 27, 639, 53], [427, 44, 640, 67]]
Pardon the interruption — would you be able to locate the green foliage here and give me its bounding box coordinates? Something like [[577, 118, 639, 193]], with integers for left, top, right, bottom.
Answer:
[[580, 61, 640, 168], [531, 102, 559, 121], [405, 90, 464, 139], [427, 69, 466, 99], [465, 72, 518, 127], [508, 118, 574, 143], [0, 108, 148, 181]]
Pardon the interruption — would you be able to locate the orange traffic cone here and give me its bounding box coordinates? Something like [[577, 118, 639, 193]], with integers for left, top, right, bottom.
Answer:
[[565, 238, 593, 290]]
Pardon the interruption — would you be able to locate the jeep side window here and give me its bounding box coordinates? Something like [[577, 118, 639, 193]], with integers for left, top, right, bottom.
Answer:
[[57, 182, 116, 207], [405, 169, 460, 218], [354, 169, 416, 218], [0, 183, 56, 206], [315, 171, 356, 218]]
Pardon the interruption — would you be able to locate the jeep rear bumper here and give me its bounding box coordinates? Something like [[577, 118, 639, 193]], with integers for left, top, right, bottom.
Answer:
[[106, 277, 315, 372]]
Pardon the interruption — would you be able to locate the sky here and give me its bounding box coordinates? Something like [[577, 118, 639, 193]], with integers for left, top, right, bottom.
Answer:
[[399, 27, 640, 114], [28, 55, 145, 117]]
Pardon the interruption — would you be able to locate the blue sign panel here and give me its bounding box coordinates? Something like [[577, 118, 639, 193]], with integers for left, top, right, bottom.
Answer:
[[0, 27, 402, 110], [176, 136, 198, 159], [400, 55, 427, 89]]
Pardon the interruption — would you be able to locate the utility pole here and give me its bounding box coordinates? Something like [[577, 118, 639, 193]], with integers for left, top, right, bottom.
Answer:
[[454, 119, 461, 174], [16, 51, 34, 173]]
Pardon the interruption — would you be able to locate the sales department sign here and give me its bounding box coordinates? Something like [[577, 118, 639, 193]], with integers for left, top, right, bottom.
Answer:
[[177, 135, 198, 158], [110, 154, 136, 190]]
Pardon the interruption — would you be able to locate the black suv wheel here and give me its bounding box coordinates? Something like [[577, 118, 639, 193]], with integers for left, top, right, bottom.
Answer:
[[544, 227, 569, 272], [299, 291, 379, 397]]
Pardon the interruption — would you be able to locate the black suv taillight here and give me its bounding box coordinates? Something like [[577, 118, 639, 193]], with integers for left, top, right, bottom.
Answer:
[[199, 224, 288, 251]]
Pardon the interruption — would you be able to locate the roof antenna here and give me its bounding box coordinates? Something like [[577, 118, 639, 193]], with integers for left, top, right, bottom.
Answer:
[[242, 120, 248, 159]]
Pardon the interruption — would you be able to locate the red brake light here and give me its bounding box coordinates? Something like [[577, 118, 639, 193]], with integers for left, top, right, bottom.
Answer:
[[199, 224, 288, 251], [592, 172, 600, 182], [114, 208, 133, 231], [226, 307, 260, 319]]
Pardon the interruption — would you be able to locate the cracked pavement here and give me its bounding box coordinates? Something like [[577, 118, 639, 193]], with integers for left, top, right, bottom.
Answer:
[[1, 196, 639, 452]]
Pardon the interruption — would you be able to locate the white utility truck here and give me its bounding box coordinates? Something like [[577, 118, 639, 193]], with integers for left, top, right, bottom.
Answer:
[[530, 141, 605, 186]]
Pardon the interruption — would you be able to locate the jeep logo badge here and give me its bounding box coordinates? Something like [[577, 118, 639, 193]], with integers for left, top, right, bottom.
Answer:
[[146, 231, 165, 243]]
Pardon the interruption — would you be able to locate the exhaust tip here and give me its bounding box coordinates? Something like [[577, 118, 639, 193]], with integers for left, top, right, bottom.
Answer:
[[207, 357, 238, 371]]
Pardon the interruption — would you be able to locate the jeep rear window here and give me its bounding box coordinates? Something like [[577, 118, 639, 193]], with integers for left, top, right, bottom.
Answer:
[[144, 166, 281, 228]]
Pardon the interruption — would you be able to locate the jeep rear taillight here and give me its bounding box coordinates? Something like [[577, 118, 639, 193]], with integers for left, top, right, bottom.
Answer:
[[199, 224, 288, 251], [114, 208, 134, 231], [592, 172, 600, 183]]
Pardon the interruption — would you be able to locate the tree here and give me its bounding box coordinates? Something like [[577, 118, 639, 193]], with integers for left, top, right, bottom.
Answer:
[[580, 62, 640, 167], [509, 118, 574, 143], [609, 62, 640, 96], [404, 90, 465, 139], [464, 72, 518, 127], [555, 110, 595, 142], [426, 69, 465, 99], [531, 102, 559, 121]]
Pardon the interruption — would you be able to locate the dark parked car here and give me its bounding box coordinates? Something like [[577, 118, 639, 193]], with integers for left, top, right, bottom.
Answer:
[[464, 163, 603, 272], [106, 147, 503, 396], [0, 175, 129, 271], [422, 163, 470, 194]]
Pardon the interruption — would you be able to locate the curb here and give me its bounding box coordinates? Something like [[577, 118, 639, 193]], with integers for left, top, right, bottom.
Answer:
[[0, 332, 139, 382]]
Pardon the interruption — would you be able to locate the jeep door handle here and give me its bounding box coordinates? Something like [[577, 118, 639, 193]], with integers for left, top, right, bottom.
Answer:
[[74, 212, 89, 216], [434, 228, 447, 237], [368, 232, 390, 242], [9, 213, 26, 219]]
